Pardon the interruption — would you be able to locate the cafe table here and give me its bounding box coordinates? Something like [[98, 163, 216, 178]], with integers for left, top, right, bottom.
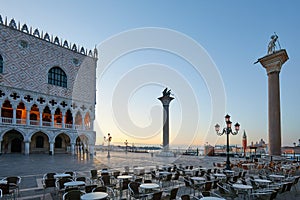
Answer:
[[232, 184, 252, 199], [191, 177, 206, 182], [64, 181, 85, 188], [54, 173, 71, 179], [81, 192, 108, 200], [140, 183, 160, 194], [200, 197, 225, 200], [254, 179, 272, 187]]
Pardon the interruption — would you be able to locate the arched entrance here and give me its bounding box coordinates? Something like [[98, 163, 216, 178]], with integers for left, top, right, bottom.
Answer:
[[54, 133, 70, 154], [30, 131, 49, 154], [2, 130, 24, 154], [11, 138, 22, 152]]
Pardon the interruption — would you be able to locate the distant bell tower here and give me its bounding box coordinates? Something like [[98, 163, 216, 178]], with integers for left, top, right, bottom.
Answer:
[[242, 130, 247, 157]]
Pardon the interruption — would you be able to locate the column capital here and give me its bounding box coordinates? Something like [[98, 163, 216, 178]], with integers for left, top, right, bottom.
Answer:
[[158, 95, 174, 106], [258, 49, 289, 75]]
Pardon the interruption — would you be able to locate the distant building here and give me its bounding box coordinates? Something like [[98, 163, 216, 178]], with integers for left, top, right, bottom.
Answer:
[[0, 16, 98, 155]]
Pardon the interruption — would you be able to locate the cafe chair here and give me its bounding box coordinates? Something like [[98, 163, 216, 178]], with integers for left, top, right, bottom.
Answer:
[[150, 191, 163, 200], [0, 183, 15, 199], [4, 176, 21, 196], [128, 182, 147, 199], [161, 187, 179, 200], [42, 178, 56, 199], [63, 190, 85, 200]]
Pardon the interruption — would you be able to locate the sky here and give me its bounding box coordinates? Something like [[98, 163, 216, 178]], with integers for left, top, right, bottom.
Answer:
[[1, 0, 300, 148]]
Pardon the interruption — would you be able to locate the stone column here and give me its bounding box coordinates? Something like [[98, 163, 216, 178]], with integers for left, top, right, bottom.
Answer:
[[158, 94, 174, 151], [39, 112, 43, 127], [258, 49, 289, 156], [50, 142, 54, 155], [24, 141, 30, 155], [71, 142, 75, 155], [12, 105, 17, 124], [26, 110, 30, 125]]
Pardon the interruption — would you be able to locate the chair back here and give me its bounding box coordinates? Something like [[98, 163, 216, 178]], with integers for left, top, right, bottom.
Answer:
[[204, 181, 212, 191], [170, 187, 179, 199], [128, 182, 140, 194], [44, 178, 56, 188], [181, 194, 191, 200], [75, 176, 86, 182], [151, 191, 162, 200], [84, 184, 97, 193], [0, 184, 10, 195], [100, 175, 111, 186], [63, 190, 84, 200], [90, 169, 98, 179], [92, 186, 107, 192], [6, 176, 21, 185], [45, 173, 56, 179], [57, 178, 72, 190]]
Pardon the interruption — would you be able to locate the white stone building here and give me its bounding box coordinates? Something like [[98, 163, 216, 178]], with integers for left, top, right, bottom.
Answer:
[[0, 16, 97, 155]]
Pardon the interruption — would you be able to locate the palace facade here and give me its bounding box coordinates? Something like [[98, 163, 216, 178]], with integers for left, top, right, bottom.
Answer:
[[0, 15, 98, 155]]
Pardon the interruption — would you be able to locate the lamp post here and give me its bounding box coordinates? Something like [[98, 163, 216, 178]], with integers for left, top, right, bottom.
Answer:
[[215, 114, 240, 170], [104, 133, 112, 158], [124, 140, 128, 153]]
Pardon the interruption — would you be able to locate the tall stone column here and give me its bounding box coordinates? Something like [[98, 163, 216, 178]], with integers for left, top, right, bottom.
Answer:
[[258, 49, 288, 156], [49, 142, 54, 155], [24, 141, 30, 155], [158, 89, 174, 151]]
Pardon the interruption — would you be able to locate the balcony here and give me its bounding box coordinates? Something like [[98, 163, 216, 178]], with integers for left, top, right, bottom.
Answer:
[[0, 117, 92, 131]]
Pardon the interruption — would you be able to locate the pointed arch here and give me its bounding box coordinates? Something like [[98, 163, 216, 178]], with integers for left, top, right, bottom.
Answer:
[[54, 133, 71, 153], [65, 109, 73, 128], [75, 111, 82, 130], [42, 106, 51, 126], [54, 107, 62, 127], [1, 100, 13, 123], [84, 112, 91, 130], [16, 102, 26, 124], [30, 104, 39, 125], [2, 129, 24, 153]]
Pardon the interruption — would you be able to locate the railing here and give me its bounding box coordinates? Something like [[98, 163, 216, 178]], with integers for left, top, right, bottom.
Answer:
[[0, 117, 91, 131], [16, 118, 26, 124], [54, 123, 62, 128], [1, 117, 12, 124], [30, 120, 39, 126], [42, 121, 51, 126]]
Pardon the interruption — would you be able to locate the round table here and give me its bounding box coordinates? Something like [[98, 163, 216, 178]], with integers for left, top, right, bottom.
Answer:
[[213, 173, 226, 179], [64, 181, 85, 188], [269, 174, 285, 181], [140, 183, 160, 190], [117, 175, 133, 179], [200, 197, 225, 200], [191, 177, 206, 182], [232, 184, 252, 199], [80, 192, 108, 200], [54, 173, 71, 179]]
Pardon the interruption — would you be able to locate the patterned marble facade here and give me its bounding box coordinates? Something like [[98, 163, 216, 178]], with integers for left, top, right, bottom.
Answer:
[[0, 16, 98, 155]]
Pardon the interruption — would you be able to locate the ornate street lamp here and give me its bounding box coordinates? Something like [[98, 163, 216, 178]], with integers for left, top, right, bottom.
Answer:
[[104, 133, 112, 158], [215, 114, 240, 170]]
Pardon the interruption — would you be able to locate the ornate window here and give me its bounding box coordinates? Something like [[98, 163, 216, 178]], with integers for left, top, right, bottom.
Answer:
[[0, 54, 3, 73], [48, 67, 67, 88]]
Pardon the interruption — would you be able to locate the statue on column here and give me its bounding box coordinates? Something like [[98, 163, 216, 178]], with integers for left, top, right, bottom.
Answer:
[[267, 34, 279, 54], [162, 87, 172, 97]]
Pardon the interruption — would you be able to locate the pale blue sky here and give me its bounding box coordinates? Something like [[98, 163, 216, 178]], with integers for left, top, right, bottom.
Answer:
[[1, 0, 299, 147]]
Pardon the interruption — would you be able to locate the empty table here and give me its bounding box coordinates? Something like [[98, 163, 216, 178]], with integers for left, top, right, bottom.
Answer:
[[54, 173, 71, 179], [81, 192, 108, 200], [140, 183, 160, 190], [200, 197, 225, 200], [64, 181, 85, 188], [232, 184, 252, 199], [191, 177, 206, 182]]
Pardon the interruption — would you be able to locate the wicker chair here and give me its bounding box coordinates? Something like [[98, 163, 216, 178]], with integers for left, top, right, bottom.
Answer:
[[62, 190, 85, 200], [128, 182, 147, 199]]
